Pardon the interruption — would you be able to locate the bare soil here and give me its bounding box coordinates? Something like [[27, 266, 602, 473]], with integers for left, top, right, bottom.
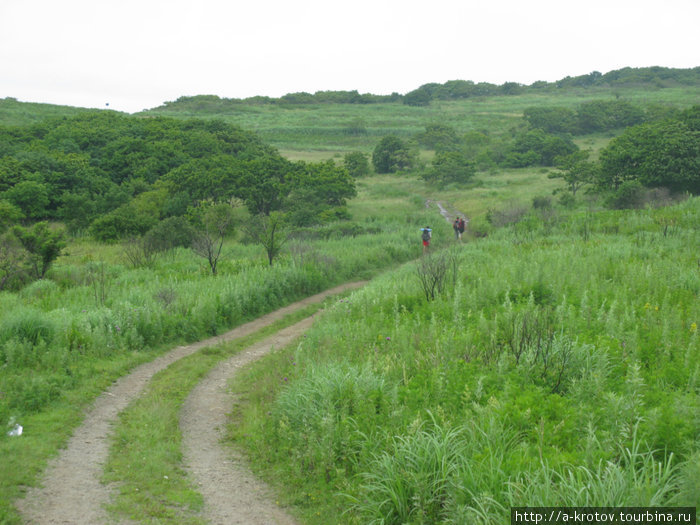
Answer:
[[17, 282, 366, 525], [180, 317, 318, 525]]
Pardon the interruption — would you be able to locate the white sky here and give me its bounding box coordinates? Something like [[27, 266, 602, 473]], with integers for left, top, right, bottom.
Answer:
[[1, 0, 698, 114]]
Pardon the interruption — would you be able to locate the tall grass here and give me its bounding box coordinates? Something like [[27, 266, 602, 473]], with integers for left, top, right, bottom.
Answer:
[[0, 211, 433, 523], [233, 197, 700, 523]]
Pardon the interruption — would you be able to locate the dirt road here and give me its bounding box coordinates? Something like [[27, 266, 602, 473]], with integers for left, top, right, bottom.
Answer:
[[180, 318, 318, 524], [17, 282, 366, 525]]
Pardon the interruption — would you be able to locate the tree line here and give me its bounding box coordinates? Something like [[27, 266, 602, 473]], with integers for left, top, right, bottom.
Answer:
[[150, 67, 700, 110], [365, 103, 700, 201], [0, 112, 356, 288], [0, 112, 354, 232]]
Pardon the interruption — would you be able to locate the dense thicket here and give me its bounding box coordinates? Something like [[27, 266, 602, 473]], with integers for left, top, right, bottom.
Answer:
[[523, 100, 649, 134], [0, 112, 355, 238]]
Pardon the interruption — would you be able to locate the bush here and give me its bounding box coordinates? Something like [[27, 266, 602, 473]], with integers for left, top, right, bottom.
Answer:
[[146, 216, 195, 251], [0, 231, 30, 291], [558, 192, 576, 208], [532, 195, 553, 210], [607, 181, 645, 209], [486, 204, 529, 226], [90, 205, 157, 242], [343, 152, 370, 178]]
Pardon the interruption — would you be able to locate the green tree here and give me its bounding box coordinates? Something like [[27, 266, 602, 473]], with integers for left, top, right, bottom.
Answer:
[[523, 106, 579, 134], [57, 192, 96, 232], [190, 203, 234, 275], [403, 88, 431, 106], [598, 120, 700, 192], [4, 180, 50, 220], [284, 161, 356, 226], [372, 136, 416, 174], [577, 99, 645, 133], [244, 211, 287, 266], [550, 151, 597, 196], [12, 222, 66, 279], [237, 155, 291, 216], [287, 160, 356, 206], [90, 203, 158, 242], [505, 129, 578, 167], [0, 231, 30, 290], [0, 199, 24, 232], [416, 124, 460, 151], [422, 151, 476, 187], [343, 152, 370, 178]]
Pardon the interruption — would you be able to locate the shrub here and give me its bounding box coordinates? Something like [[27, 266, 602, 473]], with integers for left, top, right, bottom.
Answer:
[[90, 205, 157, 242], [532, 195, 553, 210], [607, 180, 645, 209], [416, 250, 458, 301], [343, 152, 370, 178], [486, 204, 528, 227], [0, 231, 30, 291], [146, 216, 195, 251]]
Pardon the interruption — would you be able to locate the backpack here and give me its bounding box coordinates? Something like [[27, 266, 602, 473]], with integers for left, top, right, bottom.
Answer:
[[421, 229, 431, 242]]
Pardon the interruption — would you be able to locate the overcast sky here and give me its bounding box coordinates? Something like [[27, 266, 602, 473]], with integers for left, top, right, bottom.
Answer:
[[1, 0, 698, 114]]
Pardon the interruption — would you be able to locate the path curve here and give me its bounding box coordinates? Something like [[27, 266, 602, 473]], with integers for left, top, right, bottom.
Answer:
[[17, 282, 366, 525], [180, 318, 317, 524]]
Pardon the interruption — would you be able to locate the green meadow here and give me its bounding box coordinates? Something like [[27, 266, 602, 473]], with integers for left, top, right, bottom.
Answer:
[[144, 85, 700, 155], [0, 70, 699, 523], [232, 195, 700, 524]]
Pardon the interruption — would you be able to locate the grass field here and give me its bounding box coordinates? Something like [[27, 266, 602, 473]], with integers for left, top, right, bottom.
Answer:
[[232, 196, 700, 524], [0, 198, 434, 523], [143, 86, 700, 154], [1, 79, 699, 524]]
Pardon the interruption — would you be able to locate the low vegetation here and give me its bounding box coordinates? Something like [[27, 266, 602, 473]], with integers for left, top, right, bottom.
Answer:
[[0, 65, 699, 523], [233, 197, 700, 523]]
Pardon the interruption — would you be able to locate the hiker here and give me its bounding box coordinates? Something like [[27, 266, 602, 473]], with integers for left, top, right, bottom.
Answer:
[[421, 226, 432, 253], [458, 217, 465, 241], [453, 218, 460, 240]]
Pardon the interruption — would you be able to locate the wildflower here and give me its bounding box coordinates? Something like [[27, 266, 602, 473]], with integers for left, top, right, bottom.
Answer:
[[386, 336, 391, 341], [691, 322, 697, 333], [644, 303, 651, 310], [283, 377, 288, 382]]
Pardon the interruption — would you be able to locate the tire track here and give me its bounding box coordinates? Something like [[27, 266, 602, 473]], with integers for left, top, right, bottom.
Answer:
[[16, 282, 366, 524], [180, 319, 317, 524]]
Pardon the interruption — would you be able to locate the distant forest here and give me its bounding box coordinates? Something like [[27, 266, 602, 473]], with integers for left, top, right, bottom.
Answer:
[[154, 66, 700, 110]]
